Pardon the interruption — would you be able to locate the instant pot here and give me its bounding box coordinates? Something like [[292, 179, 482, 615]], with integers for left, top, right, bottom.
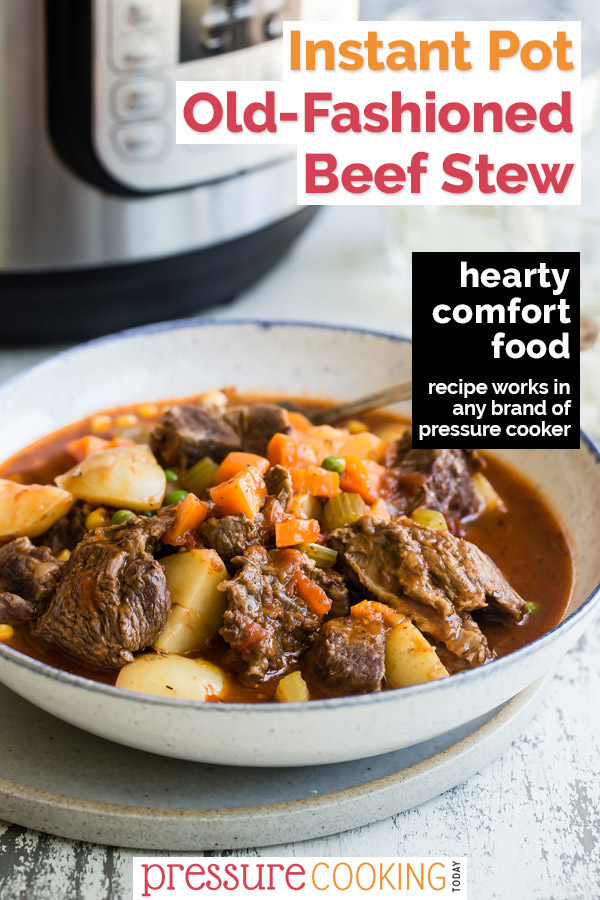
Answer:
[[0, 0, 354, 343]]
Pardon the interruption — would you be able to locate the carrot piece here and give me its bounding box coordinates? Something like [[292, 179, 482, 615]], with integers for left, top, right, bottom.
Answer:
[[162, 493, 209, 546], [209, 466, 267, 519], [214, 452, 270, 485], [370, 498, 392, 522], [66, 435, 109, 462], [288, 411, 313, 431], [295, 442, 319, 467], [267, 433, 297, 467], [267, 433, 317, 468], [340, 432, 388, 462], [294, 571, 332, 616], [351, 600, 405, 628], [106, 437, 136, 449], [340, 456, 387, 504], [275, 518, 320, 548], [290, 466, 340, 497]]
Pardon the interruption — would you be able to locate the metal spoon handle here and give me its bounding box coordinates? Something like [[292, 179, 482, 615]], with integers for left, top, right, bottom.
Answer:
[[309, 316, 596, 429], [581, 315, 599, 351], [311, 380, 413, 427]]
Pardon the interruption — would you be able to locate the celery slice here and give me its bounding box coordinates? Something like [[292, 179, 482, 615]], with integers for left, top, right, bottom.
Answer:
[[323, 492, 368, 531], [182, 457, 218, 496], [299, 543, 338, 567]]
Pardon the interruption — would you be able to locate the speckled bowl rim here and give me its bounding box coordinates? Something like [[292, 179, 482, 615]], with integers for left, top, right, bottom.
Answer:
[[0, 318, 598, 717], [0, 675, 549, 825]]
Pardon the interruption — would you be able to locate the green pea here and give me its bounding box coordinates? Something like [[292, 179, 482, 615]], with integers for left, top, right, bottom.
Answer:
[[525, 601, 539, 613], [164, 489, 189, 506], [140, 510, 156, 517], [111, 509, 136, 526], [164, 468, 179, 483], [322, 456, 346, 474]]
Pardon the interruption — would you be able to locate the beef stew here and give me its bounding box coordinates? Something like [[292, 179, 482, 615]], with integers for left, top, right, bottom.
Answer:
[[0, 392, 574, 704]]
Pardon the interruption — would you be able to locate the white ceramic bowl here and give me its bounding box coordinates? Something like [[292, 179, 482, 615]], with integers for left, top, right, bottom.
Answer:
[[0, 320, 598, 767]]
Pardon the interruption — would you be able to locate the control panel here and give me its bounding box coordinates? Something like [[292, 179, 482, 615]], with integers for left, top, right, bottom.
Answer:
[[180, 0, 295, 62], [93, 0, 301, 192]]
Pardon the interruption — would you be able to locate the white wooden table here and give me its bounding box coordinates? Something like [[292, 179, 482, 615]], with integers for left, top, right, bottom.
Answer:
[[0, 208, 598, 900]]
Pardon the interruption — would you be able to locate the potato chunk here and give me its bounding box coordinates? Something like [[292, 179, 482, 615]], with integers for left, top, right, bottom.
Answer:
[[373, 421, 409, 442], [275, 671, 310, 702], [0, 478, 75, 540], [116, 654, 229, 701], [154, 549, 228, 654], [385, 620, 449, 688], [56, 445, 166, 512], [288, 493, 322, 522], [473, 473, 506, 514]]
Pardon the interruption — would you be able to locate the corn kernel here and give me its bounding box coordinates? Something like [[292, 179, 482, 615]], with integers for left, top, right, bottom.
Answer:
[[374, 421, 409, 442], [347, 419, 368, 434], [138, 403, 160, 419], [85, 507, 111, 531], [56, 549, 71, 562], [0, 625, 14, 641], [91, 415, 112, 432], [198, 390, 228, 409], [115, 413, 138, 428]]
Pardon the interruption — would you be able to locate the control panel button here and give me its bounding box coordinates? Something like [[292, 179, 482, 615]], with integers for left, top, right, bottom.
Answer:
[[114, 33, 164, 70], [262, 0, 287, 11], [201, 7, 230, 28], [114, 79, 166, 119], [231, 2, 257, 21], [264, 14, 283, 39], [114, 123, 166, 159], [117, 0, 162, 28], [202, 27, 234, 56]]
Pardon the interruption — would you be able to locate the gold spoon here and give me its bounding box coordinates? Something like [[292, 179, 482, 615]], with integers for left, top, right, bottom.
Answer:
[[309, 381, 413, 427], [581, 315, 599, 351]]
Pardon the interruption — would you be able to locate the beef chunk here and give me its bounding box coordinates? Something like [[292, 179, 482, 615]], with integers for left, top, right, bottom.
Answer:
[[263, 465, 293, 511], [0, 538, 62, 624], [390, 429, 484, 520], [410, 521, 527, 623], [308, 617, 385, 695], [220, 547, 323, 683], [150, 404, 241, 469], [38, 504, 87, 556], [224, 404, 290, 456], [200, 464, 293, 563], [0, 593, 40, 626], [150, 402, 290, 472], [200, 514, 268, 564], [32, 516, 171, 668], [331, 517, 527, 667], [311, 567, 351, 618]]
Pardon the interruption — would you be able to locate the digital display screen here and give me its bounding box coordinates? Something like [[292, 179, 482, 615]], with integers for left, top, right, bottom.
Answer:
[[180, 0, 299, 62]]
